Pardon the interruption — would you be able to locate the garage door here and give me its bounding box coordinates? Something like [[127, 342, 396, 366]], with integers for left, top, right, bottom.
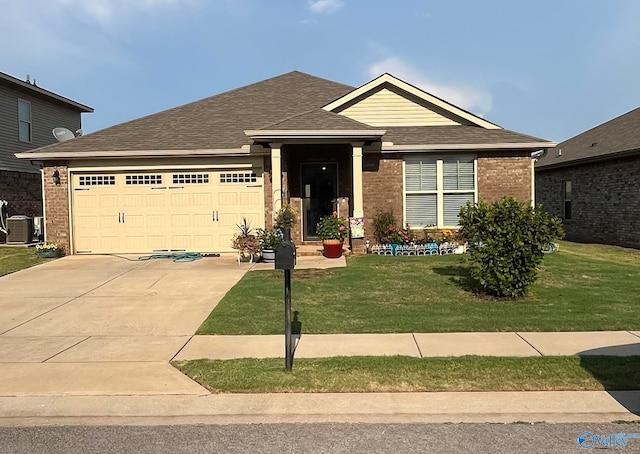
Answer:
[[71, 169, 264, 254]]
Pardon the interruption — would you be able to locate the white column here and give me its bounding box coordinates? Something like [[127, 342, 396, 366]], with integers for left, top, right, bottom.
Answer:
[[352, 143, 364, 218], [270, 144, 282, 220]]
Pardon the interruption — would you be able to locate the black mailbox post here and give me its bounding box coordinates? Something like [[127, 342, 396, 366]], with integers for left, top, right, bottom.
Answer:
[[275, 211, 296, 371]]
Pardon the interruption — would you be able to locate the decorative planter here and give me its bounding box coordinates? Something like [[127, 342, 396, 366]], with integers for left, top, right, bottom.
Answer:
[[35, 250, 62, 258], [322, 239, 343, 259], [261, 249, 276, 263]]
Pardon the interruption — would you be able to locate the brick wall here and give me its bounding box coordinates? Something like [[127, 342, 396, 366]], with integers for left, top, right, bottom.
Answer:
[[362, 154, 404, 244], [477, 152, 532, 203], [42, 163, 71, 253], [0, 170, 42, 243], [536, 154, 640, 249]]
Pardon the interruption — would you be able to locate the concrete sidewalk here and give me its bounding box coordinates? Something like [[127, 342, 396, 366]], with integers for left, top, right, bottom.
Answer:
[[174, 331, 640, 360]]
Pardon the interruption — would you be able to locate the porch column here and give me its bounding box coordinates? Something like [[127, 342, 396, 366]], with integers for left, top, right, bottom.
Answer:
[[270, 143, 282, 220], [352, 142, 364, 218]]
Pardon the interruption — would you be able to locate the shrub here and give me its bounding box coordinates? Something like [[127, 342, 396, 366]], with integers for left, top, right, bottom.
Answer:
[[458, 197, 564, 298], [373, 211, 396, 243]]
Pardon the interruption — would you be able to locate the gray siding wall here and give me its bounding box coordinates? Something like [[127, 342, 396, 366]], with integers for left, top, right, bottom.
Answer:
[[536, 154, 640, 249], [0, 82, 82, 174]]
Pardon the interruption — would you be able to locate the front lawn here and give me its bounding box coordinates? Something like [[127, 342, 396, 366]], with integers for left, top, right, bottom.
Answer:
[[174, 356, 640, 393], [197, 241, 640, 334], [0, 247, 50, 277]]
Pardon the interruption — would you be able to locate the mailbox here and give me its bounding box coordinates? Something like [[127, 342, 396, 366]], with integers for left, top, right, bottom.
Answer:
[[275, 241, 296, 270]]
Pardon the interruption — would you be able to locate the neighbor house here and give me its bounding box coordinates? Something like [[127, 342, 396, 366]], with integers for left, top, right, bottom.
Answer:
[[1, 71, 93, 242], [536, 107, 640, 249], [16, 71, 553, 254]]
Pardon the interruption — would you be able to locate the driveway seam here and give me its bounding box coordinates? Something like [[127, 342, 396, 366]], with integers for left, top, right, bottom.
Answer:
[[169, 336, 195, 362], [515, 332, 544, 356], [411, 333, 423, 358], [628, 331, 640, 340], [0, 264, 146, 336], [43, 336, 91, 363]]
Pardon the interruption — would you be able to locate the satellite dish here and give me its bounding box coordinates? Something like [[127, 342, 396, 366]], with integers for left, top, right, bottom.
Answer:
[[52, 127, 76, 142]]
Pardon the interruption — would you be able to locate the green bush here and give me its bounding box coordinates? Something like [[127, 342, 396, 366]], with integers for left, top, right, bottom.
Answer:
[[458, 197, 564, 298], [373, 211, 397, 243]]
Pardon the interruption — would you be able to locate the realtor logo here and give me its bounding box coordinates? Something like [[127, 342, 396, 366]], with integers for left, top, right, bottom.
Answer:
[[578, 431, 640, 449]]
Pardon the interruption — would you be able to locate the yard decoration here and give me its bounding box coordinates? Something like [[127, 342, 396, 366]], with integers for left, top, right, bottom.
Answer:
[[34, 243, 65, 258], [316, 211, 349, 258], [458, 197, 564, 298], [231, 218, 260, 263]]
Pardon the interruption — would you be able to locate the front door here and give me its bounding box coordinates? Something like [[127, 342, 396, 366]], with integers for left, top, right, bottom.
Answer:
[[301, 163, 338, 240]]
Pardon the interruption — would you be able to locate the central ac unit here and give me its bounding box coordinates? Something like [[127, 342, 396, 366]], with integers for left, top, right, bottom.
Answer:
[[7, 215, 34, 244]]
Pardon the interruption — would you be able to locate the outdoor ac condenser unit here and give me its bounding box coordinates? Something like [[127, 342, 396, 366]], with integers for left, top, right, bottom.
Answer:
[[7, 215, 33, 244]]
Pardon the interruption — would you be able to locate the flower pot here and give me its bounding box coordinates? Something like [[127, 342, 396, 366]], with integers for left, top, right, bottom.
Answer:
[[261, 249, 276, 263], [322, 239, 343, 259]]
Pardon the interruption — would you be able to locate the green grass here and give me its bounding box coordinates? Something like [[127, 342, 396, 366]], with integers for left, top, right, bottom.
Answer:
[[174, 356, 640, 393], [0, 247, 51, 277], [197, 241, 640, 334]]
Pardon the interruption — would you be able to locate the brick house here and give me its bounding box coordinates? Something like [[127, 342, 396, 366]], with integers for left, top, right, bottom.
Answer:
[[16, 71, 553, 254], [535, 107, 640, 249], [1, 71, 93, 242]]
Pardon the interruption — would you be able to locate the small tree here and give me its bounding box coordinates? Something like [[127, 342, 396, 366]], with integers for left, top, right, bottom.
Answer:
[[458, 197, 564, 298]]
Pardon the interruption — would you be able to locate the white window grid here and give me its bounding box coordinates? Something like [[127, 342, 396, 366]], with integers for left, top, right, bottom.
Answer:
[[78, 175, 116, 186], [219, 172, 257, 184], [172, 173, 209, 184], [125, 174, 163, 185], [404, 155, 477, 228]]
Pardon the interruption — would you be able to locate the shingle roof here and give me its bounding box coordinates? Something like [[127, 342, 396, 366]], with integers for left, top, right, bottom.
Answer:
[[261, 109, 376, 130], [18, 70, 554, 159], [383, 126, 547, 146], [0, 71, 93, 113], [536, 107, 640, 169], [23, 71, 354, 155]]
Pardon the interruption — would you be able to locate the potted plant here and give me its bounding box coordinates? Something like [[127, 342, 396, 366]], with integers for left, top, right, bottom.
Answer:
[[231, 218, 260, 263], [316, 211, 349, 258], [274, 205, 298, 229], [34, 243, 65, 258], [256, 227, 283, 263]]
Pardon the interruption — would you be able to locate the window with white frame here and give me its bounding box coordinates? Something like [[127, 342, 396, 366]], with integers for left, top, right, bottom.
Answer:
[[404, 155, 476, 228], [18, 99, 31, 142]]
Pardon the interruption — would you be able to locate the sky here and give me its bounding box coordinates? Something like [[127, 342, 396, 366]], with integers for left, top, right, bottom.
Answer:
[[1, 0, 639, 142]]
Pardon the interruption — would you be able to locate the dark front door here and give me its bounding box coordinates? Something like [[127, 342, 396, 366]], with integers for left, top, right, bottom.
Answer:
[[301, 163, 338, 240]]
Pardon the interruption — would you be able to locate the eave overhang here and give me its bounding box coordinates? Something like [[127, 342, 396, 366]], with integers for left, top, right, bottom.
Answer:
[[382, 142, 557, 152], [244, 129, 387, 142], [15, 148, 249, 160]]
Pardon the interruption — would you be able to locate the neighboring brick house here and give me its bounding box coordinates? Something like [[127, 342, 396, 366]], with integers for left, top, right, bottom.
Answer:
[[536, 107, 640, 249], [17, 71, 553, 254], [0, 71, 93, 242]]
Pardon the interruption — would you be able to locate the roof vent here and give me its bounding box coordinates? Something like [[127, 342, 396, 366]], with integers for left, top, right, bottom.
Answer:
[[558, 148, 562, 156]]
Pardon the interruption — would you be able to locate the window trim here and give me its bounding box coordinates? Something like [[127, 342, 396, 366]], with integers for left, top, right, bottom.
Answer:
[[18, 99, 32, 143], [403, 154, 478, 229]]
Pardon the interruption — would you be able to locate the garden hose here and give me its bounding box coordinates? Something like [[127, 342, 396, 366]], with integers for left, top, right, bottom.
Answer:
[[137, 252, 203, 262]]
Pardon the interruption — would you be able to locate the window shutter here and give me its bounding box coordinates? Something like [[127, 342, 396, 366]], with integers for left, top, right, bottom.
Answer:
[[406, 194, 437, 227], [443, 193, 474, 226]]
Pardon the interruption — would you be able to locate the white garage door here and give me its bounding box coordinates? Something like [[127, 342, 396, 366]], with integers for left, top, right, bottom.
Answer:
[[71, 169, 264, 254]]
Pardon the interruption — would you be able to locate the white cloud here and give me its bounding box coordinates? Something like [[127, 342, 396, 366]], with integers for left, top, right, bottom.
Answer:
[[368, 57, 493, 116], [308, 0, 343, 15]]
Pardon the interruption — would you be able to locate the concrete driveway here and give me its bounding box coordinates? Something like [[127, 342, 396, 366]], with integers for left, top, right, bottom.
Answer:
[[0, 254, 250, 396]]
